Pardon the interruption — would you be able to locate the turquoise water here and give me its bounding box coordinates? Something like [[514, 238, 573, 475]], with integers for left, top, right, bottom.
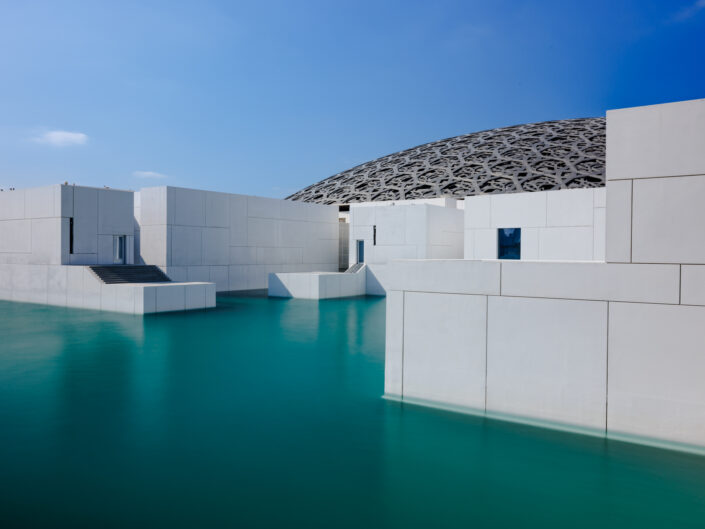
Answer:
[[1, 295, 705, 528]]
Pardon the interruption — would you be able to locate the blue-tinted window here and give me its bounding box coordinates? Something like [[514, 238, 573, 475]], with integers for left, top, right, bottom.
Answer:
[[498, 228, 521, 260]]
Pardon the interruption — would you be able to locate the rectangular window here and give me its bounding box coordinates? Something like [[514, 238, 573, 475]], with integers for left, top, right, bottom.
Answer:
[[498, 228, 521, 260], [113, 235, 126, 264], [69, 217, 74, 254], [373, 225, 377, 246]]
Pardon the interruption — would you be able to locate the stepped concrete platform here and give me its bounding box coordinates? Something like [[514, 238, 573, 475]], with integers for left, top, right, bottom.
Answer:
[[0, 264, 215, 314], [268, 265, 366, 299]]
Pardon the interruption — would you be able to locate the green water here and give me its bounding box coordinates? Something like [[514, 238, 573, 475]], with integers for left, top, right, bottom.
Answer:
[[1, 295, 705, 528]]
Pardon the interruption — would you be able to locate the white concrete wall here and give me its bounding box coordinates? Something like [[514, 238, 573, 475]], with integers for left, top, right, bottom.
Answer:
[[384, 258, 705, 450], [348, 202, 464, 294], [464, 187, 605, 261], [606, 98, 705, 265], [0, 263, 214, 313], [136, 187, 338, 291], [384, 98, 705, 453], [0, 184, 134, 266], [268, 270, 366, 299]]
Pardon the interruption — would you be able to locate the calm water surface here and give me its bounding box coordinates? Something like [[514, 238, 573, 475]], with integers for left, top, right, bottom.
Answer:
[[1, 295, 705, 528]]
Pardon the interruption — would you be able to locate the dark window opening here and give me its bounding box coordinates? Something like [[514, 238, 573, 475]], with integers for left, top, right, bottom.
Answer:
[[373, 225, 377, 246], [498, 228, 521, 260], [69, 217, 74, 254]]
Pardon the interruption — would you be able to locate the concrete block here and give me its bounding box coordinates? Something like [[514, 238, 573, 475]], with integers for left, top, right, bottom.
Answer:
[[594, 187, 606, 208], [465, 195, 491, 228], [0, 220, 31, 253], [490, 191, 546, 228], [280, 199, 311, 221], [172, 187, 205, 226], [66, 266, 84, 307], [30, 218, 63, 264], [73, 186, 98, 254], [0, 189, 25, 220], [171, 226, 202, 266], [593, 208, 606, 261], [185, 283, 206, 309], [205, 192, 229, 227], [681, 265, 705, 305], [209, 265, 228, 291], [538, 226, 593, 261], [98, 189, 133, 235], [46, 265, 67, 306], [230, 246, 257, 265], [520, 227, 539, 260], [605, 180, 632, 263], [388, 259, 500, 295], [403, 292, 487, 409], [607, 98, 705, 180], [69, 253, 98, 265], [608, 302, 705, 447], [202, 227, 229, 265], [82, 268, 103, 310], [473, 228, 497, 260], [247, 218, 278, 247], [546, 188, 594, 227], [228, 265, 248, 291], [463, 229, 474, 259], [137, 225, 168, 267], [205, 282, 216, 307], [384, 290, 404, 397], [156, 284, 185, 312], [164, 266, 187, 282], [187, 266, 210, 283], [247, 195, 281, 219], [500, 261, 680, 304], [632, 175, 705, 264], [58, 185, 74, 217], [141, 286, 157, 313], [487, 296, 607, 430], [97, 234, 114, 264], [137, 187, 167, 226], [25, 185, 57, 218]]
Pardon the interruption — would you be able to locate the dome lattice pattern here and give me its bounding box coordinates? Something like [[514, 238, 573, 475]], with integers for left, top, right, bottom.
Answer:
[[287, 117, 605, 204]]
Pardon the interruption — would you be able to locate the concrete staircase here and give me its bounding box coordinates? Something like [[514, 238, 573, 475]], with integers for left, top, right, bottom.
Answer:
[[90, 265, 171, 284]]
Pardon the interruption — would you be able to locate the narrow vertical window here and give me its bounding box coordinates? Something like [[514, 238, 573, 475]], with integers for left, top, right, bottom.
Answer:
[[498, 228, 521, 260], [69, 217, 74, 254], [373, 225, 377, 246]]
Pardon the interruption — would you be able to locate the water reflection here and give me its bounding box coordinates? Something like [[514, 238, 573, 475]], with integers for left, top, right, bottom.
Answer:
[[1, 296, 705, 528]]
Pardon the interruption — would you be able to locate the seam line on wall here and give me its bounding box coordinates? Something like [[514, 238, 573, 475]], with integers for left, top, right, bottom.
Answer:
[[401, 291, 405, 398]]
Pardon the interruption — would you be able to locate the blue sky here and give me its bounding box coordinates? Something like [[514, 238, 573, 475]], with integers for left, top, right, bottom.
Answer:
[[0, 0, 703, 197]]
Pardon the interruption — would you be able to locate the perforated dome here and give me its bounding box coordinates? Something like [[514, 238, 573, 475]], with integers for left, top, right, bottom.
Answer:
[[288, 117, 605, 205]]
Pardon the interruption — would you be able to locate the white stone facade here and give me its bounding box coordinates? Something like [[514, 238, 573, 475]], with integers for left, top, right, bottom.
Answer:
[[0, 184, 134, 266], [136, 186, 339, 292], [384, 98, 705, 453], [464, 187, 606, 261], [349, 200, 464, 295]]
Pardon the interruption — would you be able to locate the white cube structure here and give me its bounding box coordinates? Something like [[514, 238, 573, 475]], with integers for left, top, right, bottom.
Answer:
[[464, 187, 606, 261], [0, 184, 215, 313], [384, 98, 705, 454], [136, 186, 339, 292], [348, 199, 464, 294]]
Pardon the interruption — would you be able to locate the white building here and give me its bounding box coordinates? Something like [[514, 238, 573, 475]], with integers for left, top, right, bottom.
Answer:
[[0, 184, 215, 313], [383, 98, 705, 454], [135, 186, 339, 292]]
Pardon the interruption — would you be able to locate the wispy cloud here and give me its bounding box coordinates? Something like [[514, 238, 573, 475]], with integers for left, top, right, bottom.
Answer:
[[33, 130, 88, 147], [133, 170, 168, 179], [672, 0, 705, 22]]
